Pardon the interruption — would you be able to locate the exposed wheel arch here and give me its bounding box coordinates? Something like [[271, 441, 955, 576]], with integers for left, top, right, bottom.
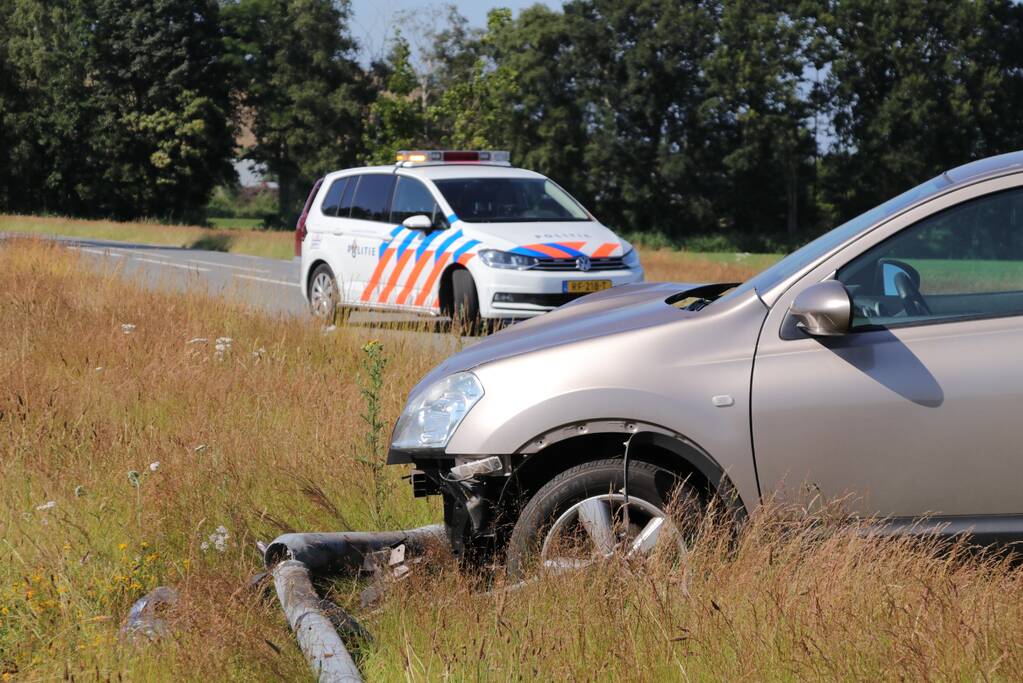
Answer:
[[496, 424, 748, 532]]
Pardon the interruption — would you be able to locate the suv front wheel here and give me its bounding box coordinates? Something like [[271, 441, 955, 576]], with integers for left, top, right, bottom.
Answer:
[[447, 269, 486, 334], [505, 458, 698, 580]]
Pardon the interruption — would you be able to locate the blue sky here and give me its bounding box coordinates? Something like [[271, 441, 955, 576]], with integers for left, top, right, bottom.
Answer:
[[349, 0, 561, 63]]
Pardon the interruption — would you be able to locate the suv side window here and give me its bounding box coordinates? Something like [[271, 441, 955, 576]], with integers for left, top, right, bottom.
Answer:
[[320, 177, 348, 216], [338, 175, 357, 217], [390, 176, 441, 225], [838, 187, 1023, 329], [350, 174, 397, 222]]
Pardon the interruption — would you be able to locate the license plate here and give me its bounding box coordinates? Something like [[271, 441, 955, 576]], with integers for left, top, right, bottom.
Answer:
[[563, 280, 612, 293]]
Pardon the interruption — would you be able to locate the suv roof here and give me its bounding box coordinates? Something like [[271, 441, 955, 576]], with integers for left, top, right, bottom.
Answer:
[[320, 164, 543, 184]]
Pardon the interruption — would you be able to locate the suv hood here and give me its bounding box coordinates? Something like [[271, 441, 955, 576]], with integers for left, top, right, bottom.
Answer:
[[415, 281, 702, 393], [459, 220, 626, 257]]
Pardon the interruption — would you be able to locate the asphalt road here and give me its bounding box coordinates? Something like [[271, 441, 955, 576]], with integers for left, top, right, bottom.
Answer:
[[6, 234, 468, 345]]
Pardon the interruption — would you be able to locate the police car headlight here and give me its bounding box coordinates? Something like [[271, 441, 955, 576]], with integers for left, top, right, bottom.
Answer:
[[391, 372, 484, 450], [622, 246, 641, 269], [479, 249, 540, 270]]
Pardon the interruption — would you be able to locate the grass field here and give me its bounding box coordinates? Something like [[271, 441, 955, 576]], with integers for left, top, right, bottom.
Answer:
[[1, 238, 1021, 680], [0, 214, 778, 284], [208, 217, 264, 230], [0, 215, 295, 260]]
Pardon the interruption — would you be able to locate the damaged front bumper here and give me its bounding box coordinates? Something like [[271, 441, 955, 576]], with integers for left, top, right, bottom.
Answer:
[[391, 447, 510, 560]]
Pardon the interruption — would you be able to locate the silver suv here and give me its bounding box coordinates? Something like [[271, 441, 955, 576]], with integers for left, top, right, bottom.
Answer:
[[389, 151, 1023, 573]]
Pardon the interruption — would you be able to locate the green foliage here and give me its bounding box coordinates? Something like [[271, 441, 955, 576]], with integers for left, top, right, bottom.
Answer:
[[207, 185, 278, 221], [362, 33, 428, 164], [4, 0, 98, 216], [2, 0, 1023, 243], [702, 0, 818, 237], [222, 0, 368, 224], [2, 0, 232, 223], [817, 0, 1023, 222]]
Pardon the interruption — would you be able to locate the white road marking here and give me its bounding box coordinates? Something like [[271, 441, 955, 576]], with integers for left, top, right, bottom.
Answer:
[[133, 257, 210, 272], [72, 247, 124, 257], [233, 273, 301, 288], [187, 258, 269, 273]]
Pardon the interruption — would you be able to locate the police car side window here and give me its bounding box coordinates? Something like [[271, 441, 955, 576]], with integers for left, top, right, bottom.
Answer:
[[351, 174, 397, 222], [390, 177, 439, 225], [320, 178, 348, 216], [337, 176, 358, 218]]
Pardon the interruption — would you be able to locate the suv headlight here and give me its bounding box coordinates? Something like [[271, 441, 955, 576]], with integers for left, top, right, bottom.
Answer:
[[622, 246, 640, 269], [479, 249, 540, 270], [391, 372, 484, 450]]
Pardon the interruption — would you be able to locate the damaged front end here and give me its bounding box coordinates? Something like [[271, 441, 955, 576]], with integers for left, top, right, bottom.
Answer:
[[388, 369, 510, 559], [404, 455, 510, 561]]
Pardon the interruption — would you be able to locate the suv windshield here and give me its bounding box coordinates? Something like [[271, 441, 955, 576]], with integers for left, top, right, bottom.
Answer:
[[434, 178, 590, 223], [721, 172, 955, 303]]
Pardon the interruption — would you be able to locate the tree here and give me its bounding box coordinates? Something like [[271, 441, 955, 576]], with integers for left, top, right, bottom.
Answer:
[[3, 0, 98, 216], [361, 33, 427, 164], [702, 0, 817, 239], [223, 0, 368, 224], [427, 9, 518, 150], [471, 6, 584, 186], [819, 0, 1023, 222], [85, 0, 234, 222], [560, 0, 721, 237], [422, 4, 485, 105]]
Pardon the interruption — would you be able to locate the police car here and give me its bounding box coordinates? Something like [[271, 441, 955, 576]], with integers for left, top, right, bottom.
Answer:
[[295, 150, 644, 324]]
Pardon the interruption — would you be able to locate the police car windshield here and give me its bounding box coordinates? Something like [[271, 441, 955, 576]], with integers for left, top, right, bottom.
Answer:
[[434, 178, 590, 223]]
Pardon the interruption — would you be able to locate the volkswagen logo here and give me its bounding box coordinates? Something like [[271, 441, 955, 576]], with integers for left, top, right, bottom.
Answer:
[[576, 255, 592, 272]]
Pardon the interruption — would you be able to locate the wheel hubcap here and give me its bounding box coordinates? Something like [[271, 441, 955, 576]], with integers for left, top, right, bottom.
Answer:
[[539, 493, 681, 573], [310, 273, 335, 317]]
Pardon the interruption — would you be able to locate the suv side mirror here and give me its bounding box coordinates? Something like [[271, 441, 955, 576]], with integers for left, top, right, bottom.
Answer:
[[402, 214, 433, 230], [788, 280, 852, 337]]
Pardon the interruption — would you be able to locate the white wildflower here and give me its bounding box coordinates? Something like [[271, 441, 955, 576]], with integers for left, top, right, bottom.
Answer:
[[149, 461, 160, 472], [121, 323, 136, 334], [214, 337, 233, 359], [202, 525, 230, 553], [36, 501, 56, 511]]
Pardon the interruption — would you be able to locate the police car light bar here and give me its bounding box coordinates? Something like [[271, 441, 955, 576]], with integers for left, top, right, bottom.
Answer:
[[395, 150, 511, 166]]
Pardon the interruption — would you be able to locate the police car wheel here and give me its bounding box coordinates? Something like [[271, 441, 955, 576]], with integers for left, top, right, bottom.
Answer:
[[450, 269, 483, 332], [309, 264, 344, 320]]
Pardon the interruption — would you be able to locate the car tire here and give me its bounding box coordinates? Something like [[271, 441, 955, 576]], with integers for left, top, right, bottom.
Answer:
[[308, 263, 349, 322], [505, 458, 698, 581], [449, 268, 484, 334]]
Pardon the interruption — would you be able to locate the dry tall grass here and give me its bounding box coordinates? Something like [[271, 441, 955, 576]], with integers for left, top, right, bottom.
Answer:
[[2, 239, 1018, 681]]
